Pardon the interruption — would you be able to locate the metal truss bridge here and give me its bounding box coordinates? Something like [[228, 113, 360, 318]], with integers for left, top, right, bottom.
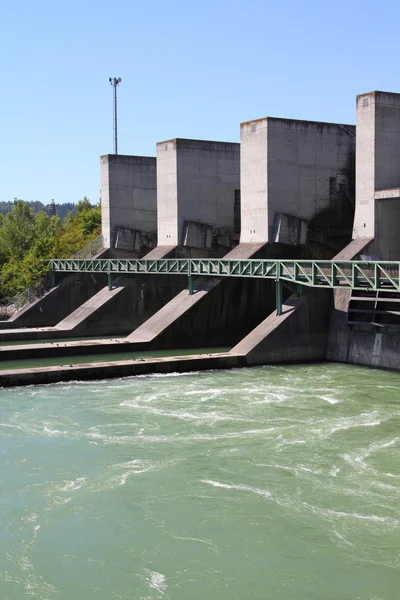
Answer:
[[49, 258, 400, 315]]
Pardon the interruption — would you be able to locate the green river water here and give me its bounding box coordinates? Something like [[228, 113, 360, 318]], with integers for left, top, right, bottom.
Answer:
[[1, 363, 399, 599]]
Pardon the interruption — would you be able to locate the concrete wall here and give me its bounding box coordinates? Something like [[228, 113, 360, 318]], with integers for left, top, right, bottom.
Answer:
[[240, 118, 355, 244], [236, 289, 332, 365], [68, 275, 187, 337], [156, 139, 240, 247], [142, 277, 276, 350], [0, 273, 108, 329], [353, 91, 400, 259], [101, 154, 157, 250]]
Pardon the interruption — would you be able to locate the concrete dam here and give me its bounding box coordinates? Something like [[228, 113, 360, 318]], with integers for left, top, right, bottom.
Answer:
[[1, 89, 400, 386]]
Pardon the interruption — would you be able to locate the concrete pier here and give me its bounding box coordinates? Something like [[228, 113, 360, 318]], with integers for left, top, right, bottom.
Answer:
[[354, 91, 400, 260], [101, 154, 157, 255], [240, 117, 355, 248], [156, 138, 240, 253]]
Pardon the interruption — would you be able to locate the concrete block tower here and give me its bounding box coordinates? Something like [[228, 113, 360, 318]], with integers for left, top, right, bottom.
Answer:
[[240, 117, 356, 246], [156, 139, 240, 251], [101, 154, 157, 255], [354, 91, 400, 260]]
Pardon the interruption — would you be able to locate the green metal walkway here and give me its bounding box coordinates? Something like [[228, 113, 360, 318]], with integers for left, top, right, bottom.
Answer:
[[49, 258, 400, 292]]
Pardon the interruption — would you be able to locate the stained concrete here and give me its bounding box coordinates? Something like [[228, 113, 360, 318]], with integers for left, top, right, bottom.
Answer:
[[231, 289, 331, 364], [156, 139, 240, 248], [240, 117, 355, 244], [353, 91, 400, 259], [101, 154, 157, 252], [0, 353, 242, 388], [126, 242, 267, 347], [326, 238, 377, 364]]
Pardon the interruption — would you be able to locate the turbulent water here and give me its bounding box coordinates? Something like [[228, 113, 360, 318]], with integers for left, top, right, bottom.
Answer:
[[1, 363, 400, 599]]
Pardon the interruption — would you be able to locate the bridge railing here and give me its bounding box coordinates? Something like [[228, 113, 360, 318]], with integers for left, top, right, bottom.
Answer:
[[71, 234, 104, 260], [48, 258, 400, 292], [0, 235, 104, 320], [0, 274, 52, 319]]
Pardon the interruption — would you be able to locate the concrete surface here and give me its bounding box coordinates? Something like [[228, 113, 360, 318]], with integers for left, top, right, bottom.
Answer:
[[156, 139, 240, 247], [126, 242, 267, 346], [353, 91, 400, 259], [240, 117, 355, 244], [0, 353, 242, 388], [101, 154, 157, 252], [232, 289, 331, 364]]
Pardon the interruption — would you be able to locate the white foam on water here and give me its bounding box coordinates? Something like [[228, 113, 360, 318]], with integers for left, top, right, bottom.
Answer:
[[59, 477, 86, 492], [137, 371, 200, 379], [329, 419, 381, 436], [302, 502, 399, 525], [329, 466, 340, 477], [320, 395, 342, 404], [331, 528, 354, 547], [183, 387, 230, 397], [201, 479, 271, 499], [343, 438, 399, 472], [144, 569, 167, 594], [118, 403, 256, 425]]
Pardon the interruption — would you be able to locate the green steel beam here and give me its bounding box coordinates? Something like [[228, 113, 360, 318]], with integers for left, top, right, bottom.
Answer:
[[276, 280, 282, 316], [48, 259, 400, 293]]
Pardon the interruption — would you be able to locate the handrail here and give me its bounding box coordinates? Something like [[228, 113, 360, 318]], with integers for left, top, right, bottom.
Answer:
[[0, 234, 104, 319], [48, 258, 400, 292], [71, 234, 103, 260]]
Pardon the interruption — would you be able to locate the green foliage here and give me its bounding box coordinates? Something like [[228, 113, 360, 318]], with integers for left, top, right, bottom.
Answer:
[[0, 200, 77, 219], [76, 196, 93, 213], [0, 198, 101, 303], [0, 201, 36, 262], [81, 205, 101, 236]]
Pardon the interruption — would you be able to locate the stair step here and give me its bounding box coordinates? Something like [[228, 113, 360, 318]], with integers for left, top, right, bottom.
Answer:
[[347, 320, 385, 327], [349, 308, 400, 316], [350, 296, 400, 303]]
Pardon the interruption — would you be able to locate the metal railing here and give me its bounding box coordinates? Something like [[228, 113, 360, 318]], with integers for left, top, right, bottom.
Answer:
[[0, 235, 104, 319], [72, 234, 103, 260], [0, 274, 51, 319], [48, 258, 400, 293]]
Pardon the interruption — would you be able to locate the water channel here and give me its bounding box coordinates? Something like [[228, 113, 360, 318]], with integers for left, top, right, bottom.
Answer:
[[1, 363, 399, 599]]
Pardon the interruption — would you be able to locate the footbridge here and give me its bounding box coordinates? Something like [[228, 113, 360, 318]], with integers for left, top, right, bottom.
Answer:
[[49, 258, 400, 316]]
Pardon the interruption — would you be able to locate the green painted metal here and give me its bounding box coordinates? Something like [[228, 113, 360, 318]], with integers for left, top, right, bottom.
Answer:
[[188, 275, 194, 296], [276, 280, 283, 316], [48, 258, 400, 293], [108, 272, 113, 291]]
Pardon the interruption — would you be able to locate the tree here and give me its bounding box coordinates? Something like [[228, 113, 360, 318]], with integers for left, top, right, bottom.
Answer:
[[76, 196, 92, 213], [0, 199, 102, 302], [0, 200, 35, 262]]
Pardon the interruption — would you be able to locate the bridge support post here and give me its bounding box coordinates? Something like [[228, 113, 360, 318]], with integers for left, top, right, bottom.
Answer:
[[50, 269, 56, 288], [108, 272, 113, 291], [276, 279, 282, 316], [188, 276, 193, 295], [188, 260, 193, 295], [297, 283, 302, 296]]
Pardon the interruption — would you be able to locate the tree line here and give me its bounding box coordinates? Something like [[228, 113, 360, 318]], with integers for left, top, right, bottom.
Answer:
[[0, 198, 101, 303], [0, 200, 77, 219]]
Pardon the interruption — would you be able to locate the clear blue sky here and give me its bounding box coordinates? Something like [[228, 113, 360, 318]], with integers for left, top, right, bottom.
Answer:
[[1, 0, 399, 205]]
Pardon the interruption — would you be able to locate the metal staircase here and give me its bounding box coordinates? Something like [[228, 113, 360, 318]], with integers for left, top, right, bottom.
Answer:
[[348, 290, 400, 329]]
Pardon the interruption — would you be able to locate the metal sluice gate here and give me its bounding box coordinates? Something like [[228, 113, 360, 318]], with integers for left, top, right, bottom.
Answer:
[[49, 258, 400, 317]]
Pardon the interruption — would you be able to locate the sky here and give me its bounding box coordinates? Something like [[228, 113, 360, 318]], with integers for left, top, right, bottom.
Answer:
[[1, 0, 400, 205]]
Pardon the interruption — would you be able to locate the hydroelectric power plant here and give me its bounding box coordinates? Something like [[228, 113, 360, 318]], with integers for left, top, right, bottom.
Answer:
[[1, 90, 400, 384], [2, 92, 400, 599]]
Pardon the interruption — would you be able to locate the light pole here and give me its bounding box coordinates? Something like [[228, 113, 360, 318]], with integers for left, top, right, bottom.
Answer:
[[109, 77, 122, 154]]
